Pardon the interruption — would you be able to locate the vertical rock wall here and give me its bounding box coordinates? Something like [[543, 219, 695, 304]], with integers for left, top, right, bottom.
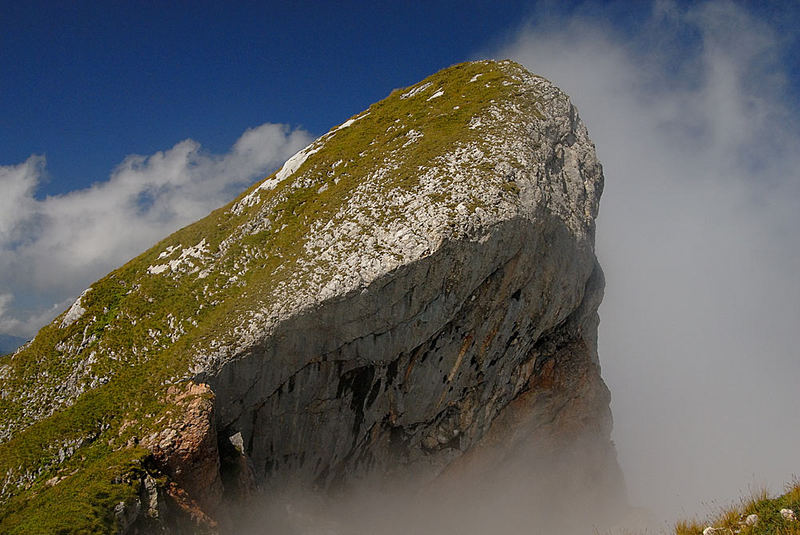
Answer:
[[206, 213, 624, 531]]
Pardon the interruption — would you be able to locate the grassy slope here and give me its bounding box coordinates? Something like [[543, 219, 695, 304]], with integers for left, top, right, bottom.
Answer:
[[675, 483, 800, 535], [0, 60, 528, 533]]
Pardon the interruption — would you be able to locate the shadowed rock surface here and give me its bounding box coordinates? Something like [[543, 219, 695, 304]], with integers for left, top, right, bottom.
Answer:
[[0, 60, 624, 534]]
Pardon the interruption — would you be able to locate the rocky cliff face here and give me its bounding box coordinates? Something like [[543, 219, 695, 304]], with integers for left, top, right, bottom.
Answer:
[[0, 60, 623, 533]]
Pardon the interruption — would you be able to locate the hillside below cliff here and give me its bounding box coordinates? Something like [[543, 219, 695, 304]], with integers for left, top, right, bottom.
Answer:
[[0, 60, 624, 534]]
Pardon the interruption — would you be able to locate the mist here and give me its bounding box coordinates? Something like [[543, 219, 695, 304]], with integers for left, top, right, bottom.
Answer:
[[224, 427, 629, 535], [492, 0, 800, 525]]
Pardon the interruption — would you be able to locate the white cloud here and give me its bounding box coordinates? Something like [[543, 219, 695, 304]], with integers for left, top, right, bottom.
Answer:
[[0, 123, 312, 337], [0, 156, 43, 239], [494, 0, 800, 523]]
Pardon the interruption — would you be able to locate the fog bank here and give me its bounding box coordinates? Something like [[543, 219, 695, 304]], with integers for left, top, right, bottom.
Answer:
[[495, 0, 800, 524]]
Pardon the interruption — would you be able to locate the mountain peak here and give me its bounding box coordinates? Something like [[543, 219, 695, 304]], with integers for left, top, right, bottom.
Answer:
[[0, 60, 621, 533]]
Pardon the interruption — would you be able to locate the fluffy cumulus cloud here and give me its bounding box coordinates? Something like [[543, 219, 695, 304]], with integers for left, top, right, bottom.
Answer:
[[0, 123, 311, 338], [494, 0, 800, 523]]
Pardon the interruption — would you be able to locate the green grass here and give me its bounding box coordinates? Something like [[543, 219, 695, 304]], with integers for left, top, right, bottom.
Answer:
[[0, 447, 148, 535], [675, 481, 800, 535]]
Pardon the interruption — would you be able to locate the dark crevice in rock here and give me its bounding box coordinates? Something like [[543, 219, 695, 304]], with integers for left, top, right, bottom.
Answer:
[[336, 365, 376, 438]]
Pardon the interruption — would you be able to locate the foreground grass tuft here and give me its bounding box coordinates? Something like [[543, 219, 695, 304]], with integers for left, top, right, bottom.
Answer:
[[675, 480, 800, 535]]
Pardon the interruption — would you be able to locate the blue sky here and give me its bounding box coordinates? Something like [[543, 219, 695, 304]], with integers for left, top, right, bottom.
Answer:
[[1, 1, 545, 194], [2, 1, 797, 195], [9, 0, 787, 195], [2, 0, 800, 526]]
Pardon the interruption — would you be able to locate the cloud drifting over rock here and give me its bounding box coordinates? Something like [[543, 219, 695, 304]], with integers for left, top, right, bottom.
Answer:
[[0, 123, 311, 338], [494, 0, 800, 523]]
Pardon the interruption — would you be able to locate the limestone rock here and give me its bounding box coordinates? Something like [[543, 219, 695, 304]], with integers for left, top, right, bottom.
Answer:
[[142, 382, 223, 526], [0, 60, 623, 533]]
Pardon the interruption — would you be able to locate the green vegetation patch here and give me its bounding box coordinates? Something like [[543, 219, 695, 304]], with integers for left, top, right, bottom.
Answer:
[[0, 445, 148, 535], [676, 482, 800, 535]]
